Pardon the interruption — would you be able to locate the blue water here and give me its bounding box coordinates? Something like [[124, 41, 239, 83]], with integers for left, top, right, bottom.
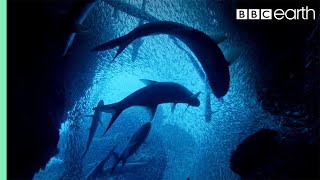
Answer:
[[34, 0, 278, 179]]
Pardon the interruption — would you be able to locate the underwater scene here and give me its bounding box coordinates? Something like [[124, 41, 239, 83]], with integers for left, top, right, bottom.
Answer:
[[9, 0, 319, 179], [34, 1, 267, 179]]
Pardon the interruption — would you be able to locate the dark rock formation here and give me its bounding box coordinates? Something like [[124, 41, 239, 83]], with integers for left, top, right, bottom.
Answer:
[[230, 129, 280, 178], [230, 129, 320, 179], [8, 1, 67, 178]]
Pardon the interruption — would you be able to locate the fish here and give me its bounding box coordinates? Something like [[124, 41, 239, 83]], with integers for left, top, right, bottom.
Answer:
[[91, 21, 230, 98], [102, 161, 149, 177], [62, 0, 97, 56], [103, 2, 228, 77], [94, 79, 200, 136], [109, 122, 151, 174]]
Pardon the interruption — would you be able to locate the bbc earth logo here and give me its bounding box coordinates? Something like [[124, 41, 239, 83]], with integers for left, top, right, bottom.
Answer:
[[236, 6, 317, 20]]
